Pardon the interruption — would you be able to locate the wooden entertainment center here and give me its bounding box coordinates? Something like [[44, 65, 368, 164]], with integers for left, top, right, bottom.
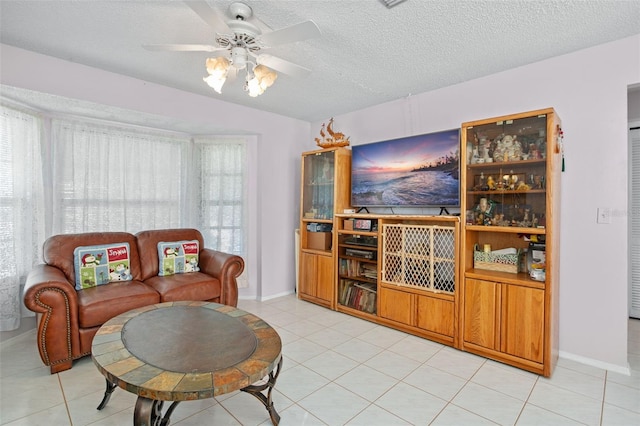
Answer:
[[298, 108, 562, 376]]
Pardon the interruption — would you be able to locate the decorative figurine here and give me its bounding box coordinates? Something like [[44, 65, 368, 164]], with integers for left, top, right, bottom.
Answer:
[[315, 118, 350, 148], [487, 175, 496, 190], [475, 197, 496, 226]]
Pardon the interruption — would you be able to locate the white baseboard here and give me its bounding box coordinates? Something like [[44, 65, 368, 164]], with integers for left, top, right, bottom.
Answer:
[[238, 289, 295, 302], [559, 350, 631, 376]]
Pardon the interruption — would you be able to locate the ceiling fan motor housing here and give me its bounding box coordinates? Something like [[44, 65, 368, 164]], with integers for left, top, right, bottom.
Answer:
[[229, 2, 253, 21], [231, 46, 248, 69]]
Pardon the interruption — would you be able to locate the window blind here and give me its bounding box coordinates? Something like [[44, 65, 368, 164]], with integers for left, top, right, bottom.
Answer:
[[630, 126, 640, 318]]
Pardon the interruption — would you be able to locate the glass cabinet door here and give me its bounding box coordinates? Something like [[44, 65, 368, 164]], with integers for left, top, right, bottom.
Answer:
[[302, 151, 335, 220], [464, 114, 548, 229]]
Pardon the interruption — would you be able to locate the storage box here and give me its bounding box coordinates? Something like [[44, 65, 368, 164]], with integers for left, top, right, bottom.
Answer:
[[344, 219, 354, 230], [473, 246, 521, 274], [307, 232, 332, 250]]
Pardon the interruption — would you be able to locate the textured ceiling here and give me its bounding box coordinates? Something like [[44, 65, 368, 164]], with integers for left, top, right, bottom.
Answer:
[[1, 0, 640, 123]]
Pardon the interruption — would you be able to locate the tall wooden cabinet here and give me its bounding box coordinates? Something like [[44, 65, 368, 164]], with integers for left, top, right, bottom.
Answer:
[[298, 147, 351, 308], [460, 108, 562, 376]]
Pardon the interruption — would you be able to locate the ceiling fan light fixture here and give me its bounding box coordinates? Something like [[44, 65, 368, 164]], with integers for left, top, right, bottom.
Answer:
[[254, 64, 277, 89], [203, 57, 230, 94], [246, 65, 277, 97]]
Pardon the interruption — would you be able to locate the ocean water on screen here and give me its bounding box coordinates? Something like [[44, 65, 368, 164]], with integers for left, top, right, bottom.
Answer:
[[352, 170, 458, 206]]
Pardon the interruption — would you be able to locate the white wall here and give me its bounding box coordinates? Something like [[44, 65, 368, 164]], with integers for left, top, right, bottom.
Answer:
[[0, 44, 308, 302], [316, 35, 640, 372]]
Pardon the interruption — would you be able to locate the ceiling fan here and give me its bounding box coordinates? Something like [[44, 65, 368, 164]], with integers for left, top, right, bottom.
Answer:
[[144, 1, 321, 97]]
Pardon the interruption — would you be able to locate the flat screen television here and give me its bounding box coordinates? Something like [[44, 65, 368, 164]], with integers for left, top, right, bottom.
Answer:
[[351, 128, 460, 208]]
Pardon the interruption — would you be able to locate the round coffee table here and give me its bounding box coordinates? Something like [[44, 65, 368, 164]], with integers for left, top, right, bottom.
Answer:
[[91, 301, 282, 425]]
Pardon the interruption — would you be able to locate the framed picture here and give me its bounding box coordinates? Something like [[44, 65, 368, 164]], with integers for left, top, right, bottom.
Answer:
[[353, 219, 372, 231]]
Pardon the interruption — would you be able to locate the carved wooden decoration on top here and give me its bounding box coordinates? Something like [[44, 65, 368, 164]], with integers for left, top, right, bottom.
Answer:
[[315, 118, 350, 148]]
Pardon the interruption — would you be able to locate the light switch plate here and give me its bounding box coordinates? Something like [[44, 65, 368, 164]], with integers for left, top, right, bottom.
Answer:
[[597, 207, 612, 224]]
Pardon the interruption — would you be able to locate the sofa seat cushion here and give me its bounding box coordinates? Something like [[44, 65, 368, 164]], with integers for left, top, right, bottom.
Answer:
[[77, 280, 160, 328], [144, 272, 221, 302]]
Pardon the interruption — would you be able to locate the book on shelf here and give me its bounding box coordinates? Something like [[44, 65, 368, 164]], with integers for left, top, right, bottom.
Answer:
[[361, 263, 377, 279], [339, 279, 377, 314], [339, 258, 377, 281]]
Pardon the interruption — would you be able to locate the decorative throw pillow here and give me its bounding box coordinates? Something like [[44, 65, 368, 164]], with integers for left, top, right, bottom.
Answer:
[[157, 240, 200, 276], [73, 243, 133, 290]]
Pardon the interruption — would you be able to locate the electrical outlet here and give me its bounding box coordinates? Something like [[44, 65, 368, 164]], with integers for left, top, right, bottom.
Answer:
[[597, 207, 612, 224]]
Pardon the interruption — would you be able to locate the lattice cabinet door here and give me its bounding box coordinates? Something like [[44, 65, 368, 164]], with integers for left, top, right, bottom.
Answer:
[[381, 223, 456, 293]]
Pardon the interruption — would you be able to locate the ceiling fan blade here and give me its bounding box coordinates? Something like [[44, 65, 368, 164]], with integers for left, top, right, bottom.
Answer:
[[184, 1, 231, 34], [258, 20, 321, 47], [245, 14, 273, 35], [257, 54, 312, 78], [143, 44, 224, 52]]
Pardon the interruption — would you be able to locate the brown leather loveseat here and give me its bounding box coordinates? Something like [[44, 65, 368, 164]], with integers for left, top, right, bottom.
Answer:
[[23, 228, 244, 374]]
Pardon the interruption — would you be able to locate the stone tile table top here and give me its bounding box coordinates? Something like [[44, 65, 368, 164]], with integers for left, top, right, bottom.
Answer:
[[92, 301, 283, 425]]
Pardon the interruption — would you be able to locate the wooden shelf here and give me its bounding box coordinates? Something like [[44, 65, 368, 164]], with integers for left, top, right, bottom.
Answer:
[[465, 268, 546, 288], [300, 247, 332, 256], [464, 225, 546, 234], [466, 158, 546, 169], [301, 218, 334, 224], [467, 189, 545, 195]]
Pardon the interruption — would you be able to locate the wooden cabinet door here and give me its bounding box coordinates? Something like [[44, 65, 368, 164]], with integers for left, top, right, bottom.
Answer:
[[379, 286, 413, 325], [501, 284, 545, 363], [315, 254, 334, 303], [299, 252, 333, 305], [463, 279, 499, 350], [299, 252, 317, 297], [417, 295, 454, 337]]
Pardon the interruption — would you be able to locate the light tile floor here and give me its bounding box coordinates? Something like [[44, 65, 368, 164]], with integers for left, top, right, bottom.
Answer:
[[1, 295, 639, 425]]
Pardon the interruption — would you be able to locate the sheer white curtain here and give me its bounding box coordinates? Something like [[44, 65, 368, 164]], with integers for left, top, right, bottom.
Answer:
[[0, 109, 249, 331], [0, 105, 45, 331], [193, 138, 248, 287], [51, 119, 190, 234]]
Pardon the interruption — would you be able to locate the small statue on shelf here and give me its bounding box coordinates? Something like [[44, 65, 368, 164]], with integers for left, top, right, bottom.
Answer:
[[474, 197, 495, 226], [487, 175, 496, 190], [493, 134, 523, 162]]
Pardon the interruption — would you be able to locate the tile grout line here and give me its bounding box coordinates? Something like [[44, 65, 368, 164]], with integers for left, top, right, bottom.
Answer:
[[599, 370, 608, 426], [57, 373, 73, 425]]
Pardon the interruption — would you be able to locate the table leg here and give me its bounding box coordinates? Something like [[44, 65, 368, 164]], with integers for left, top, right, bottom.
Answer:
[[240, 357, 283, 426], [96, 379, 117, 410], [134, 397, 180, 426]]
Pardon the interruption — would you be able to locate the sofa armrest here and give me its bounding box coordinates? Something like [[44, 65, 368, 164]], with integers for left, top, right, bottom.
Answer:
[[23, 264, 81, 372], [198, 249, 244, 307]]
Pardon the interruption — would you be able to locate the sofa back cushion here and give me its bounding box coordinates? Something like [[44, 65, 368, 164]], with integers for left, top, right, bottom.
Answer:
[[43, 232, 141, 285], [136, 229, 205, 280], [157, 240, 200, 276], [73, 242, 134, 290]]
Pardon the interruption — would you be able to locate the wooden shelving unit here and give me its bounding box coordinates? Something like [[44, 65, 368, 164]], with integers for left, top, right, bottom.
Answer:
[[335, 214, 460, 347], [298, 147, 351, 308], [297, 109, 561, 377], [459, 107, 562, 376]]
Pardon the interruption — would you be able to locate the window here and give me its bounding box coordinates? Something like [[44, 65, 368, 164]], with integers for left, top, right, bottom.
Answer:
[[51, 119, 189, 234], [195, 138, 247, 256], [0, 104, 45, 331], [0, 105, 249, 330]]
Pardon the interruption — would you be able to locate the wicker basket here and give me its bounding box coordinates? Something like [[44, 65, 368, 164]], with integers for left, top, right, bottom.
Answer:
[[473, 246, 520, 274]]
